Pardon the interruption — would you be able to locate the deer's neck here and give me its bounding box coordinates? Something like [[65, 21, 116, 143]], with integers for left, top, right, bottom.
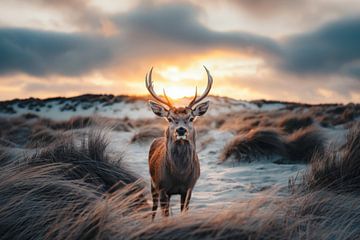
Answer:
[[165, 128, 196, 172]]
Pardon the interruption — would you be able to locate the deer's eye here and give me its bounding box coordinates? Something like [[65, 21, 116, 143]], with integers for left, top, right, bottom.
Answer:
[[189, 117, 195, 122], [168, 118, 173, 123]]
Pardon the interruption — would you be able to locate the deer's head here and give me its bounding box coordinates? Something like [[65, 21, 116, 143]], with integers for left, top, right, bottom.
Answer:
[[146, 67, 213, 143]]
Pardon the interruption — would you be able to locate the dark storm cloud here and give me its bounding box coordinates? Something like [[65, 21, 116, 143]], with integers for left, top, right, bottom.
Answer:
[[0, 28, 114, 76], [0, 2, 280, 77], [345, 63, 360, 79], [279, 17, 360, 80]]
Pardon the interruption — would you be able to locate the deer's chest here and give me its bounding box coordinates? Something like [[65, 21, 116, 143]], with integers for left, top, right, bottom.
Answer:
[[160, 177, 193, 195], [159, 163, 199, 194]]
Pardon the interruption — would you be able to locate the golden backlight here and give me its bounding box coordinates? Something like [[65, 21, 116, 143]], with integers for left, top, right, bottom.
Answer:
[[158, 66, 203, 82], [162, 86, 197, 100], [154, 66, 207, 100]]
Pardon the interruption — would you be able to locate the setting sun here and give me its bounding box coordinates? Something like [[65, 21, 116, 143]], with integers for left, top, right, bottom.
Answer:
[[162, 86, 197, 100], [149, 66, 213, 101], [158, 66, 204, 82]]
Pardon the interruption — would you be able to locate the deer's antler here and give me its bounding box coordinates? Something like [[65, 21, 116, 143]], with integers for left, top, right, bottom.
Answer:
[[145, 67, 173, 108], [187, 66, 213, 108]]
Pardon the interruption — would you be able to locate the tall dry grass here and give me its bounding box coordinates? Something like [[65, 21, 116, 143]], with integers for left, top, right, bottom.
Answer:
[[131, 126, 164, 143], [0, 103, 359, 239], [220, 128, 287, 162], [300, 123, 360, 193], [0, 115, 133, 148], [220, 127, 324, 163], [0, 130, 148, 239], [278, 114, 313, 133]]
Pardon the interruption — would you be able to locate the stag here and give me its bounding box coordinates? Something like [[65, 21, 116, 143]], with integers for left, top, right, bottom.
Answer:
[[146, 66, 213, 219]]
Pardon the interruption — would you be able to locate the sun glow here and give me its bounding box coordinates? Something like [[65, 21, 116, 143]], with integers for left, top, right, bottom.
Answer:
[[158, 66, 203, 82], [154, 66, 206, 100], [163, 86, 197, 100]]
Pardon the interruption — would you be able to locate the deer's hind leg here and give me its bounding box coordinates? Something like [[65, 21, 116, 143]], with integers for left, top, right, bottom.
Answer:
[[151, 183, 159, 221]]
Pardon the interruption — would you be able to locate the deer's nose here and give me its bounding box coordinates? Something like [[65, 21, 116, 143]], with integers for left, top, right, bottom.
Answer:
[[176, 127, 187, 136]]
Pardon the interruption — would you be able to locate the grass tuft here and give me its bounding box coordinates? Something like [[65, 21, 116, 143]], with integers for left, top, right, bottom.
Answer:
[[301, 123, 360, 193]]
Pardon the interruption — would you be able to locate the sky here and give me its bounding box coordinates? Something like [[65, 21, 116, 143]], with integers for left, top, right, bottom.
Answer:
[[0, 0, 359, 103]]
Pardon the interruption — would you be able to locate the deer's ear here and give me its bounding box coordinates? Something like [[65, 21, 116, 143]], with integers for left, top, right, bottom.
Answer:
[[149, 101, 168, 117], [192, 101, 210, 116]]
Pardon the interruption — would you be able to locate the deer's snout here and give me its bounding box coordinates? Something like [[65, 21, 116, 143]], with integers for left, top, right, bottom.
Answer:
[[176, 127, 187, 136]]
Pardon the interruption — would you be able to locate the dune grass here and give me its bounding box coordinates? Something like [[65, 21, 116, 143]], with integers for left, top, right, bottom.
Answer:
[[300, 123, 360, 193], [0, 115, 134, 148], [0, 130, 147, 239], [220, 126, 324, 163], [131, 126, 164, 143], [2, 152, 360, 240], [278, 114, 313, 133], [286, 127, 325, 163], [0, 105, 359, 239], [220, 128, 288, 162]]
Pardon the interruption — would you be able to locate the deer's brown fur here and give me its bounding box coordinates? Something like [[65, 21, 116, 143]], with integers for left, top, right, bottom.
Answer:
[[145, 67, 213, 219]]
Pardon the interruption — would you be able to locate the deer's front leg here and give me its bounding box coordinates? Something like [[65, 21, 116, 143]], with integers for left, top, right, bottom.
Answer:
[[151, 183, 159, 221], [180, 188, 192, 212], [160, 191, 170, 217]]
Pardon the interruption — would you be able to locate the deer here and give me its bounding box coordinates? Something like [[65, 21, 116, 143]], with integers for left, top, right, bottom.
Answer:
[[145, 66, 213, 220]]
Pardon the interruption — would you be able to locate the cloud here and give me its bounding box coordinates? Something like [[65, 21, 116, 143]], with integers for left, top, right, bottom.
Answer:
[[0, 28, 116, 76], [21, 0, 108, 32], [224, 69, 360, 103], [0, 0, 358, 103], [223, 0, 304, 16], [279, 16, 360, 80], [0, 2, 280, 77], [115, 2, 280, 56], [1, 1, 359, 83], [212, 0, 360, 40]]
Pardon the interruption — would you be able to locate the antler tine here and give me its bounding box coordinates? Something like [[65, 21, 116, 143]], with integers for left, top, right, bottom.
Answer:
[[188, 86, 198, 108], [188, 66, 213, 108], [145, 67, 173, 108], [163, 88, 173, 107]]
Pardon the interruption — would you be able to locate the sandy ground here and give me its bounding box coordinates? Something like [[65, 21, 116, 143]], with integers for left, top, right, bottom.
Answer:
[[105, 128, 307, 215]]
